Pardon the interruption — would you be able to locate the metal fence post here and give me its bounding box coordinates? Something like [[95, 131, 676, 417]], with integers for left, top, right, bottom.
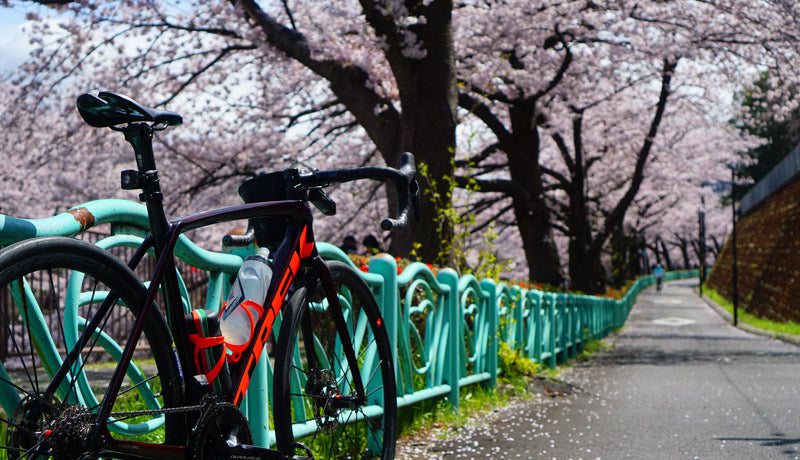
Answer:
[[437, 268, 460, 407], [368, 254, 400, 388], [513, 286, 524, 351], [480, 279, 498, 389], [546, 293, 557, 367], [532, 292, 543, 364]]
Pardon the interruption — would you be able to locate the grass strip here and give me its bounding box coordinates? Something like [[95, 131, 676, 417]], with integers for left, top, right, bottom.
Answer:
[[704, 287, 800, 338]]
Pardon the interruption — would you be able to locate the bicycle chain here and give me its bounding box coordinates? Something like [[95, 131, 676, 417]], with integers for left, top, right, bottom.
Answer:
[[109, 403, 206, 419], [111, 403, 264, 460]]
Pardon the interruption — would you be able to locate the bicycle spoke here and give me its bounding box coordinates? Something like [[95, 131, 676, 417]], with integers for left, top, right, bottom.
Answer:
[[48, 269, 69, 374], [65, 280, 111, 403], [0, 416, 27, 433], [365, 383, 384, 400], [19, 281, 41, 397], [18, 437, 51, 458], [118, 374, 158, 398], [2, 443, 36, 458], [0, 363, 32, 401]]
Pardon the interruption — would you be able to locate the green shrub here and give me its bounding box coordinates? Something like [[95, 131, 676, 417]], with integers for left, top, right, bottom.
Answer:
[[498, 342, 539, 381]]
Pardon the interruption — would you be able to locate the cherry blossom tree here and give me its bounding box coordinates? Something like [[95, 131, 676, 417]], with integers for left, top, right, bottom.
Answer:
[[3, 0, 458, 260], [3, 0, 799, 291], [449, 0, 798, 292]]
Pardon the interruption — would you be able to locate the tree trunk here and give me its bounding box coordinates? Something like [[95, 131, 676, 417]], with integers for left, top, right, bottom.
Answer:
[[515, 200, 562, 285], [563, 111, 602, 293], [679, 238, 692, 269], [611, 224, 629, 288], [238, 0, 458, 261], [569, 241, 604, 294], [562, 59, 677, 293], [507, 104, 562, 285], [659, 239, 673, 270], [378, 1, 457, 262]]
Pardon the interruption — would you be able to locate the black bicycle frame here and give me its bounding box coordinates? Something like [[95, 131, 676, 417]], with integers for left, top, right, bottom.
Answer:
[[54, 198, 368, 458]]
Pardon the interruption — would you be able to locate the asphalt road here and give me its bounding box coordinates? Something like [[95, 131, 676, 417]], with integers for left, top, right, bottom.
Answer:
[[398, 279, 800, 459]]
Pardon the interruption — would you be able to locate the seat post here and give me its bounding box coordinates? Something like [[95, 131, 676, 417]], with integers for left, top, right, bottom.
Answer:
[[122, 123, 170, 253], [124, 122, 158, 171], [121, 122, 194, 374]]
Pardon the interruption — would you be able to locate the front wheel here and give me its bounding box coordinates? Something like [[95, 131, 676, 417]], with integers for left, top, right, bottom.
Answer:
[[273, 261, 397, 459]]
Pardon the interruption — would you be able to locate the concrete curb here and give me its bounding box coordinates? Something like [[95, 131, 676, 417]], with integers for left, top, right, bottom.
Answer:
[[698, 289, 800, 348]]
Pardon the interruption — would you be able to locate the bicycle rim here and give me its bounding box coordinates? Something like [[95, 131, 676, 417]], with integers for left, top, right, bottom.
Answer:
[[273, 261, 397, 459], [0, 237, 183, 459]]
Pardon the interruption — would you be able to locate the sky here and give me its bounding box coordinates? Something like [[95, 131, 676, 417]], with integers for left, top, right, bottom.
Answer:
[[0, 7, 35, 74]]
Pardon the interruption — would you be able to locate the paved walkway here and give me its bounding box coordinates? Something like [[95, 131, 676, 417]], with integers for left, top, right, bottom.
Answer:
[[398, 279, 800, 459]]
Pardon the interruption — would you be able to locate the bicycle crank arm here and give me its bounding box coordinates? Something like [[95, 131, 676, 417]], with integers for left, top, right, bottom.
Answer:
[[227, 442, 311, 460]]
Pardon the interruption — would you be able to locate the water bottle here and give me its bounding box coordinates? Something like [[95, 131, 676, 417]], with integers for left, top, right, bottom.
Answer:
[[221, 247, 272, 348]]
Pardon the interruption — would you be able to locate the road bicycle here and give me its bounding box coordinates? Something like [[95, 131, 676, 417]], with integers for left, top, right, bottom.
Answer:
[[0, 91, 418, 459]]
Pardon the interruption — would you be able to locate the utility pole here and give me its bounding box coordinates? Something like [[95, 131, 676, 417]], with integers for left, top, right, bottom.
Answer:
[[731, 167, 739, 327], [698, 199, 706, 296]]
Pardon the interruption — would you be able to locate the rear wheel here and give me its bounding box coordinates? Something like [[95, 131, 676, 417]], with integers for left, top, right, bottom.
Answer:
[[273, 261, 397, 459], [0, 237, 184, 459]]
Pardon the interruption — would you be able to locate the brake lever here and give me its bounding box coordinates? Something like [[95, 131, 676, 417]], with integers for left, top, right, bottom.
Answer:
[[309, 188, 336, 216]]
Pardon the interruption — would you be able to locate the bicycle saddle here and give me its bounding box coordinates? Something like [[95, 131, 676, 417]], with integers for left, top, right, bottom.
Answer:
[[77, 91, 183, 128]]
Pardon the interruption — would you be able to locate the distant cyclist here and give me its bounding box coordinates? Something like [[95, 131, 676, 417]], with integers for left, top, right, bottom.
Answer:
[[654, 263, 665, 291]]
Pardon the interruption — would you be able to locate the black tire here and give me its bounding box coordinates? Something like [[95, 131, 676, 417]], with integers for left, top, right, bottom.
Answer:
[[273, 261, 397, 459], [0, 237, 184, 458]]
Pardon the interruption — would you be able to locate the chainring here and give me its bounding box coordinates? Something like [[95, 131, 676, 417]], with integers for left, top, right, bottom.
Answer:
[[189, 401, 253, 460]]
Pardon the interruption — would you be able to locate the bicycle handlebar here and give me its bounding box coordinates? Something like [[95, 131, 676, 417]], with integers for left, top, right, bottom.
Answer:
[[289, 152, 419, 231], [221, 226, 257, 247]]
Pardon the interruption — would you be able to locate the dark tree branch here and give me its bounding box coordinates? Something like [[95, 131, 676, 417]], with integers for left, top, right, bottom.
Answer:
[[97, 17, 244, 39], [592, 57, 679, 255], [470, 162, 510, 177], [458, 92, 512, 146], [285, 99, 340, 128], [160, 44, 257, 106], [470, 205, 515, 233], [455, 175, 520, 196], [540, 165, 570, 188], [455, 143, 500, 168], [532, 26, 573, 102], [468, 195, 508, 215], [280, 0, 297, 31], [235, 0, 401, 156], [583, 155, 602, 175], [458, 80, 515, 104], [550, 132, 575, 172]]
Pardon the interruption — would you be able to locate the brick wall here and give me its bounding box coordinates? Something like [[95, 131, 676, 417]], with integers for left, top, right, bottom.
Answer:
[[707, 177, 800, 322]]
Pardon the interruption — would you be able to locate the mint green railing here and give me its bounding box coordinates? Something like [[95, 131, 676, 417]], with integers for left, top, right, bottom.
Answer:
[[0, 199, 698, 445], [318, 245, 698, 408]]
